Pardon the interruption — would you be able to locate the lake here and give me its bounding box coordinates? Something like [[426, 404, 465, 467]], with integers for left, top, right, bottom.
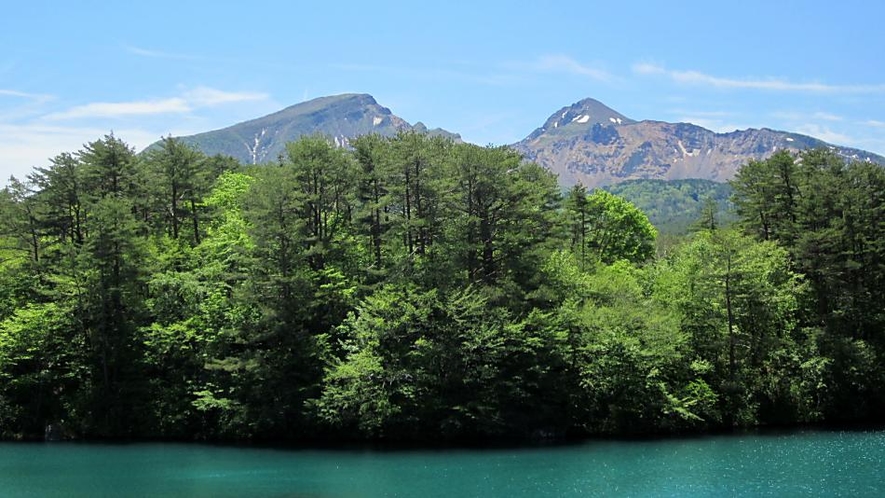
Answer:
[[1, 430, 883, 497]]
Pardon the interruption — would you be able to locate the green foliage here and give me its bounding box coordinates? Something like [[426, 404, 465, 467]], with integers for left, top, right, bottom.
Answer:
[[654, 230, 807, 426], [605, 178, 734, 234], [142, 137, 214, 244], [565, 187, 657, 265], [2, 136, 882, 443], [316, 284, 570, 440], [0, 301, 84, 437], [730, 149, 885, 420]]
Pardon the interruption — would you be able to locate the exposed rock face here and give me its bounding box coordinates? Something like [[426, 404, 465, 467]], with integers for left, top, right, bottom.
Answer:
[[151, 93, 882, 187], [514, 99, 884, 187]]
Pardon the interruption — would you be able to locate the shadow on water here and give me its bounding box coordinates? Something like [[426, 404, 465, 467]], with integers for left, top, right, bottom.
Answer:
[[26, 420, 885, 453]]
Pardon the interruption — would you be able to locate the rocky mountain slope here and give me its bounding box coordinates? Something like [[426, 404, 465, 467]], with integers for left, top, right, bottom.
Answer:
[[158, 93, 460, 165], [513, 98, 884, 187], [155, 93, 882, 188]]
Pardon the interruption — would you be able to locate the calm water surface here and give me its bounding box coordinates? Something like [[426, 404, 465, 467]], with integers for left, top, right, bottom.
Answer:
[[1, 430, 884, 497]]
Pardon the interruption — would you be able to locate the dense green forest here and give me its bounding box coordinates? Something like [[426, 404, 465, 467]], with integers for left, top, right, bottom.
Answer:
[[1, 134, 883, 442], [603, 178, 735, 235]]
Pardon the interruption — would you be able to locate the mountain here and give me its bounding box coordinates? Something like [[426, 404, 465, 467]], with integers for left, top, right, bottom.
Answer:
[[513, 98, 885, 187], [157, 93, 460, 164], [155, 93, 881, 188]]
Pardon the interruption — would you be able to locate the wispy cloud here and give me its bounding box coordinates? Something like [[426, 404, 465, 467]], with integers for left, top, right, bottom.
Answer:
[[1, 89, 38, 98], [330, 62, 523, 87], [0, 122, 194, 182], [45, 98, 192, 120], [183, 87, 268, 106], [633, 63, 885, 94], [771, 111, 845, 122], [123, 45, 197, 60], [44, 86, 269, 121], [1, 89, 56, 124], [764, 110, 885, 153], [523, 55, 612, 82], [0, 88, 54, 103], [675, 117, 750, 134], [794, 124, 855, 145], [632, 62, 666, 76], [329, 63, 391, 72], [662, 107, 750, 132], [1, 85, 270, 184], [669, 108, 734, 119], [813, 112, 844, 122], [332, 55, 611, 87]]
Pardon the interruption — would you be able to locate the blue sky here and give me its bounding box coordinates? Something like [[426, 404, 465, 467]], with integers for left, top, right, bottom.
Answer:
[[2, 0, 884, 182]]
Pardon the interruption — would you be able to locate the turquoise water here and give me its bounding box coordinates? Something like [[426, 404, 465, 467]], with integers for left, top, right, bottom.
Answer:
[[1, 430, 884, 497]]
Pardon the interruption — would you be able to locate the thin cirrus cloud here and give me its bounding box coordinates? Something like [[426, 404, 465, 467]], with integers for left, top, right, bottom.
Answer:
[[184, 87, 268, 106], [527, 55, 612, 82], [633, 63, 885, 94], [769, 111, 846, 122], [793, 124, 855, 145], [1, 89, 41, 98], [331, 55, 611, 87], [123, 44, 198, 60], [0, 88, 54, 103], [43, 87, 269, 121], [45, 98, 192, 120]]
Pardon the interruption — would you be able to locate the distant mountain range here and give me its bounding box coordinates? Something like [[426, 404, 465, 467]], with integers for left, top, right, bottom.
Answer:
[[154, 93, 884, 187], [512, 98, 885, 187], [165, 94, 460, 165]]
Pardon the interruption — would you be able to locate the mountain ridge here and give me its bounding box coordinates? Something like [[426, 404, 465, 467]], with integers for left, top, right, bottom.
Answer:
[[158, 93, 461, 165], [513, 102, 884, 187], [152, 93, 883, 187]]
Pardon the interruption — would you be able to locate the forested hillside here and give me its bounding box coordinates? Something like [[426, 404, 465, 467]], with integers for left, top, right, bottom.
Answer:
[[1, 135, 883, 442], [603, 178, 734, 234]]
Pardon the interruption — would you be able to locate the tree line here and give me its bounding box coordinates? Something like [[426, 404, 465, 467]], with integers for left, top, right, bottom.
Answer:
[[0, 135, 883, 442]]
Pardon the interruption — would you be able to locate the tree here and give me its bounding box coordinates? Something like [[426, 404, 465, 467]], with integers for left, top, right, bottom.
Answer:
[[78, 194, 150, 435], [0, 177, 42, 263], [384, 132, 452, 266], [580, 190, 657, 265], [564, 184, 591, 269], [79, 134, 140, 200], [317, 284, 552, 440], [283, 136, 358, 272], [730, 150, 798, 243], [655, 230, 806, 426], [143, 137, 210, 244], [731, 149, 885, 422], [451, 144, 534, 285], [30, 152, 86, 247], [692, 196, 719, 232], [0, 298, 86, 438], [351, 134, 391, 276]]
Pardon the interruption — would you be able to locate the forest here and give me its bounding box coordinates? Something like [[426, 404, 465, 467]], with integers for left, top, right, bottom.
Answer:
[[0, 133, 883, 442]]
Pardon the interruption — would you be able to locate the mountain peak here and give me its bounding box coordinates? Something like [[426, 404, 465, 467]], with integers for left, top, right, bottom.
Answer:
[[526, 97, 636, 141], [515, 98, 885, 188], [158, 93, 459, 164], [261, 93, 390, 124], [303, 92, 379, 108], [571, 97, 631, 118]]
